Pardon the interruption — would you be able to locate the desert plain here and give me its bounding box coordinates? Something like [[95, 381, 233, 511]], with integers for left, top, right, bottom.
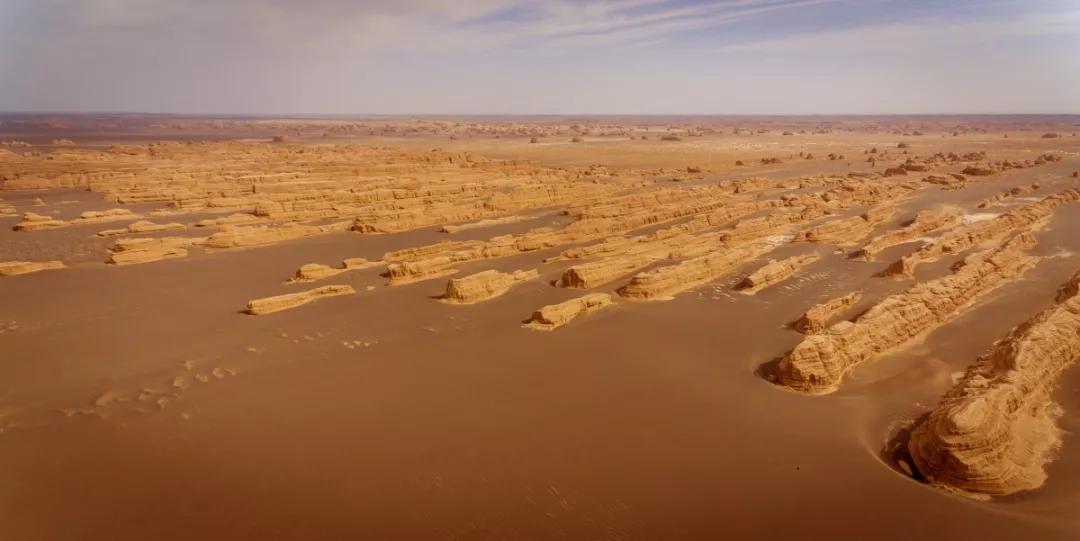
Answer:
[[1, 113, 1079, 539]]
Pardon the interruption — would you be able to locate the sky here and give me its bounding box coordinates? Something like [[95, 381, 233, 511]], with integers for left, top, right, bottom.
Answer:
[[1, 0, 1079, 115]]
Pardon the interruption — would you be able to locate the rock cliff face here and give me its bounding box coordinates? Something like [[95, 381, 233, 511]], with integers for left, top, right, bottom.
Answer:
[[525, 293, 613, 331], [882, 190, 1078, 278], [792, 292, 862, 334], [907, 271, 1080, 496], [246, 285, 356, 315], [738, 253, 820, 294], [0, 260, 65, 277], [777, 233, 1040, 393], [618, 242, 773, 300], [441, 269, 539, 304]]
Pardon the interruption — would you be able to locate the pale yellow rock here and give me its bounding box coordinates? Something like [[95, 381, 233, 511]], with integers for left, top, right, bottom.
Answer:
[[97, 220, 184, 237], [560, 253, 657, 289], [526, 293, 614, 330], [883, 190, 1078, 278], [854, 207, 962, 260], [106, 236, 205, 265], [440, 215, 528, 233], [908, 271, 1080, 496], [792, 292, 862, 334], [441, 269, 539, 304], [738, 253, 820, 294], [0, 260, 66, 277], [618, 242, 773, 300], [246, 285, 356, 315], [778, 233, 1040, 393]]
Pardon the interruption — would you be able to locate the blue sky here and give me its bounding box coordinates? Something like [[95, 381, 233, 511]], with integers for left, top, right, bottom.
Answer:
[[1, 0, 1078, 114]]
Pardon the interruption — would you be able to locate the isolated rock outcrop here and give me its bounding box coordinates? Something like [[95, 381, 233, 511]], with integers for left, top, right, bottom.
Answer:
[[907, 271, 1080, 496], [525, 293, 614, 330], [777, 233, 1040, 393], [441, 269, 539, 304], [738, 253, 820, 294], [0, 260, 65, 277], [246, 285, 356, 315], [792, 292, 862, 334]]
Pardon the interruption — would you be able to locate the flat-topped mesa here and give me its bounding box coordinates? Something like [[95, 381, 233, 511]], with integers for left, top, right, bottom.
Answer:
[[559, 253, 658, 289], [97, 220, 185, 237], [777, 232, 1040, 394], [440, 268, 539, 304], [440, 214, 528, 233], [882, 189, 1079, 278], [618, 242, 774, 300], [106, 236, 205, 265], [794, 205, 896, 246], [0, 260, 66, 277], [525, 293, 614, 331], [854, 207, 962, 260], [246, 284, 356, 315], [792, 292, 862, 334], [738, 253, 821, 294], [907, 271, 1080, 497]]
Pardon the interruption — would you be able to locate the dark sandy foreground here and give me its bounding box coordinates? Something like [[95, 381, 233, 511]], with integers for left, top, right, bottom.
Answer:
[[1, 118, 1080, 540]]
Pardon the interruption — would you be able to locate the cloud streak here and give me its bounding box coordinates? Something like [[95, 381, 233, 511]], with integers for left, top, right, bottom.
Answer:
[[1, 0, 1078, 114]]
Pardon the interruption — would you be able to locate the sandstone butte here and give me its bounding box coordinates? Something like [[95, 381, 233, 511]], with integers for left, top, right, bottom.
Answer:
[[246, 285, 356, 315], [525, 293, 614, 331], [440, 269, 539, 304], [907, 270, 1080, 497], [738, 252, 821, 294], [0, 260, 66, 277], [882, 189, 1079, 278], [777, 232, 1040, 394], [792, 292, 862, 334]]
